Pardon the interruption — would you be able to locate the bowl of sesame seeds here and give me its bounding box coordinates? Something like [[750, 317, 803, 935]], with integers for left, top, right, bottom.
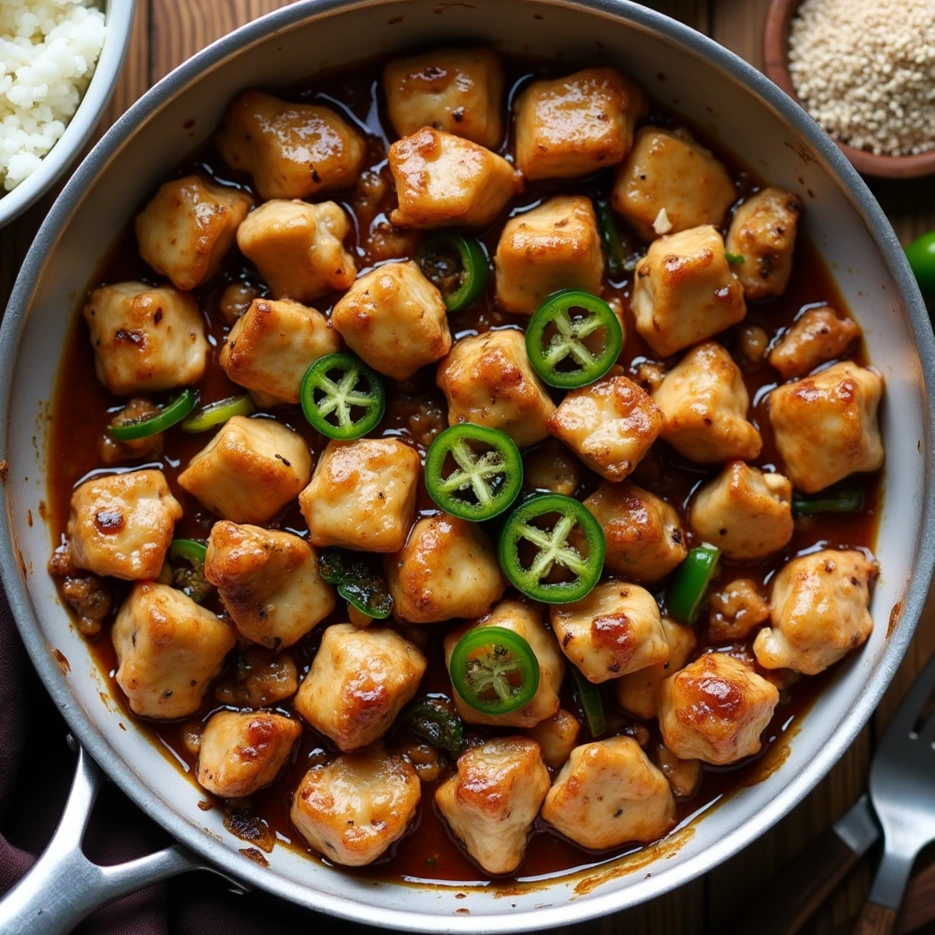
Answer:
[[764, 0, 935, 178]]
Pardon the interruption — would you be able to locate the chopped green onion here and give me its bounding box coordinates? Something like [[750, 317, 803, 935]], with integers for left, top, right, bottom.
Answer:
[[181, 395, 254, 433], [595, 197, 625, 280], [570, 665, 605, 737], [792, 488, 864, 515], [725, 252, 746, 264], [668, 544, 721, 625], [108, 389, 197, 441]]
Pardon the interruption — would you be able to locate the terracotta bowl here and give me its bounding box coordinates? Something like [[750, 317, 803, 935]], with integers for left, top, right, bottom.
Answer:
[[764, 0, 935, 178]]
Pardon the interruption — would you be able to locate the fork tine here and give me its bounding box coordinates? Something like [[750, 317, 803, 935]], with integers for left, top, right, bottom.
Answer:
[[880, 650, 935, 744]]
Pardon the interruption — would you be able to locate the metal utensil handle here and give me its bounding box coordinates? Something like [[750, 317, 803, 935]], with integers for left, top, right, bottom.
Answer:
[[0, 745, 201, 935]]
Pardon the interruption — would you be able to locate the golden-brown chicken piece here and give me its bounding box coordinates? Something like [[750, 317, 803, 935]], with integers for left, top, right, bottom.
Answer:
[[612, 126, 736, 241], [220, 297, 340, 403], [768, 362, 884, 493], [435, 737, 550, 875], [385, 515, 505, 624], [294, 624, 426, 751], [215, 90, 366, 201], [551, 581, 669, 683], [178, 416, 312, 525], [331, 261, 451, 382], [754, 549, 877, 675], [583, 481, 686, 583], [383, 47, 504, 147], [134, 175, 253, 291], [513, 67, 648, 180], [444, 599, 565, 728], [653, 342, 762, 463], [205, 522, 335, 649], [541, 737, 676, 849], [213, 646, 299, 707], [631, 225, 747, 358], [547, 374, 664, 482], [236, 200, 356, 304], [658, 653, 779, 765], [493, 196, 604, 316], [299, 438, 420, 552], [523, 438, 581, 496], [688, 462, 794, 561], [653, 743, 702, 799], [196, 710, 301, 798], [83, 282, 208, 395], [112, 582, 236, 719], [437, 330, 556, 448], [67, 469, 182, 580], [526, 709, 581, 769], [768, 306, 862, 380], [98, 399, 165, 466], [388, 127, 521, 228], [708, 579, 771, 641]]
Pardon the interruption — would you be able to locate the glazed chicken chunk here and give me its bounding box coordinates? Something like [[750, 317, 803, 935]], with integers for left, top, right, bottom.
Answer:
[[67, 469, 182, 580], [526, 709, 581, 769], [522, 438, 581, 496], [435, 737, 550, 875], [178, 416, 312, 524], [385, 514, 505, 624], [437, 330, 556, 448], [383, 47, 504, 147], [551, 581, 670, 683], [134, 175, 253, 291], [541, 737, 676, 849], [236, 200, 356, 304], [213, 646, 299, 707], [493, 195, 604, 316], [215, 90, 366, 200], [83, 282, 209, 394], [631, 225, 747, 357], [653, 342, 762, 463], [768, 361, 884, 493], [754, 549, 877, 675], [113, 582, 236, 719], [291, 751, 420, 867], [658, 653, 779, 765], [388, 127, 522, 228], [331, 261, 452, 381], [295, 624, 427, 751], [513, 67, 648, 180], [768, 306, 862, 380], [708, 578, 771, 641], [205, 522, 336, 649], [654, 743, 702, 799], [196, 710, 301, 798], [300, 438, 420, 552]]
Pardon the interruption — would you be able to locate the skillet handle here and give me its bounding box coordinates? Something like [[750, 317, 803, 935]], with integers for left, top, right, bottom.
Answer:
[[0, 744, 204, 935]]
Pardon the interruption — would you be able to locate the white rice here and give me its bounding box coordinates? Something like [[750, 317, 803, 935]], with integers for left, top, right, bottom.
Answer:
[[0, 0, 106, 191]]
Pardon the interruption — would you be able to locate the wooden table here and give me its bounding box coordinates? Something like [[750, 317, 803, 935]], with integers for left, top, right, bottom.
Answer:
[[2, 2, 934, 933]]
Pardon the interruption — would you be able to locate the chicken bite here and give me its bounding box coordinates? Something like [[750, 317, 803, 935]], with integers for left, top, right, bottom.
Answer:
[[754, 549, 877, 675], [112, 582, 236, 719], [653, 342, 762, 463], [178, 416, 312, 524], [768, 306, 862, 380], [83, 282, 208, 395], [526, 709, 581, 769], [300, 438, 420, 552], [435, 737, 550, 875], [213, 646, 299, 707], [658, 653, 779, 765], [523, 438, 581, 496], [768, 361, 884, 493], [215, 90, 366, 200], [493, 196, 604, 316], [541, 737, 676, 849], [437, 330, 556, 448], [708, 578, 771, 641], [631, 225, 747, 357], [67, 469, 182, 580], [330, 261, 451, 381], [653, 743, 702, 799], [388, 127, 521, 228], [514, 67, 648, 180]]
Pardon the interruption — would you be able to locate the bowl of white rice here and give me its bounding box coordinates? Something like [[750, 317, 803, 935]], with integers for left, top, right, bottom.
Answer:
[[0, 0, 135, 228]]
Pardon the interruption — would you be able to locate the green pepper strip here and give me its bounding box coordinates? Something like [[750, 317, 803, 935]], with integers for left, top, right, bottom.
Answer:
[[167, 539, 213, 603], [526, 290, 623, 389], [425, 424, 523, 522], [668, 544, 721, 625], [595, 197, 625, 280], [318, 547, 393, 619], [108, 389, 197, 441], [792, 488, 864, 515], [570, 666, 605, 737], [498, 493, 605, 604], [416, 234, 488, 312], [300, 353, 385, 441], [181, 394, 254, 433], [400, 699, 466, 759], [449, 625, 540, 716]]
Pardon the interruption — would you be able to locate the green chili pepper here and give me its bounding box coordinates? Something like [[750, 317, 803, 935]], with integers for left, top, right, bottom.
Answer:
[[725, 252, 746, 264], [318, 547, 393, 619], [449, 625, 540, 716], [400, 699, 466, 759], [792, 488, 864, 515], [595, 197, 626, 280], [108, 389, 197, 441], [416, 233, 488, 312], [167, 539, 213, 603], [498, 493, 605, 604], [424, 423, 523, 522], [906, 231, 935, 295], [300, 353, 386, 441], [668, 544, 721, 625], [525, 290, 623, 389], [570, 665, 605, 737], [181, 394, 254, 433]]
